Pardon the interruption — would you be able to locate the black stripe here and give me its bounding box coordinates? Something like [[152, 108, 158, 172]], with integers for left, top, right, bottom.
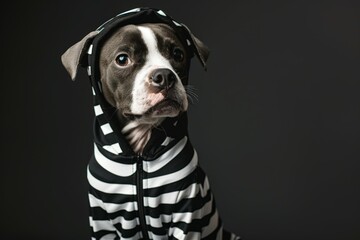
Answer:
[[89, 187, 136, 205], [222, 229, 240, 240], [90, 206, 110, 220], [107, 208, 138, 221], [146, 222, 172, 236], [89, 205, 139, 223], [144, 140, 194, 178], [145, 188, 212, 218]]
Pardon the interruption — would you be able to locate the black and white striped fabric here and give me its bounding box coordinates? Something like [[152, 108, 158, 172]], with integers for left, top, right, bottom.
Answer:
[[84, 7, 240, 240]]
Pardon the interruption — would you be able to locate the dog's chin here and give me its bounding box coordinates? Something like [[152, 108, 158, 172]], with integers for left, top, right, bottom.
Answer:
[[143, 99, 184, 118], [146, 99, 183, 118], [124, 100, 184, 122]]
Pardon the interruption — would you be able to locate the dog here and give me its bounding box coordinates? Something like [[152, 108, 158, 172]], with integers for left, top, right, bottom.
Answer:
[[61, 8, 239, 240]]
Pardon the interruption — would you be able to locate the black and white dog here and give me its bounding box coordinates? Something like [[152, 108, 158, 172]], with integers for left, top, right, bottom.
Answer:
[[62, 8, 239, 240]]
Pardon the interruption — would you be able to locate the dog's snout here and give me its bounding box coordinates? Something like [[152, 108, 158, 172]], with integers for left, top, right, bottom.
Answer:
[[150, 68, 176, 89]]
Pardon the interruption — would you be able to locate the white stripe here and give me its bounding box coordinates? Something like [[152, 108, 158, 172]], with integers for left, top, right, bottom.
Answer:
[[88, 193, 106, 209], [232, 234, 240, 240], [92, 87, 96, 95], [100, 233, 117, 240], [146, 214, 172, 228], [112, 215, 139, 230], [144, 136, 187, 173], [157, 10, 166, 16], [172, 20, 182, 26], [201, 210, 220, 238], [88, 193, 138, 213], [148, 232, 168, 240], [94, 144, 134, 177], [95, 228, 142, 240], [89, 216, 117, 232], [144, 151, 198, 189], [129, 232, 142, 240], [87, 66, 92, 75], [217, 226, 223, 240], [176, 176, 210, 200], [131, 26, 176, 114], [98, 81, 103, 92], [87, 44, 93, 54], [117, 8, 140, 16], [101, 123, 113, 135], [169, 227, 201, 240], [87, 168, 136, 195], [144, 186, 191, 208], [161, 136, 174, 146], [102, 143, 122, 155], [94, 105, 103, 116]]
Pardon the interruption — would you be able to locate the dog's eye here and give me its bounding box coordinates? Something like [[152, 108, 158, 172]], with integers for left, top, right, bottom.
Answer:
[[172, 48, 184, 62], [116, 54, 131, 66]]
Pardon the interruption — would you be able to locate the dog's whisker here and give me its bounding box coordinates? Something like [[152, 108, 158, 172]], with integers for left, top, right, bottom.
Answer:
[[184, 85, 198, 94], [187, 95, 195, 104], [184, 85, 199, 104], [186, 91, 197, 104], [186, 88, 198, 98], [186, 95, 197, 104]]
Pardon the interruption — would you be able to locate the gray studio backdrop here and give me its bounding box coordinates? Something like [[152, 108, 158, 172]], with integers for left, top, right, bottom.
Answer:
[[1, 1, 359, 240]]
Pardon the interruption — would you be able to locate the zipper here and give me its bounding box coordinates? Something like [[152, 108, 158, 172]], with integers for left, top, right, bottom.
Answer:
[[136, 155, 149, 240]]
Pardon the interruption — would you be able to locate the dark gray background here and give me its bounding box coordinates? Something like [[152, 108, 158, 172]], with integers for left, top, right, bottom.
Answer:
[[1, 1, 359, 239]]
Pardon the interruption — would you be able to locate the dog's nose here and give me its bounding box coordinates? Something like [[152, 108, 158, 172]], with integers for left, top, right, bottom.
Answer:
[[150, 68, 176, 89]]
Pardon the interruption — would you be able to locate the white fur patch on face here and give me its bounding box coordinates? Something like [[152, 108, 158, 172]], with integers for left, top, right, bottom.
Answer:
[[130, 26, 188, 115]]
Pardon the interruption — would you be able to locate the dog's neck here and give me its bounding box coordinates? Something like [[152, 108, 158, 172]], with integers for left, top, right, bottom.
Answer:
[[121, 117, 165, 154]]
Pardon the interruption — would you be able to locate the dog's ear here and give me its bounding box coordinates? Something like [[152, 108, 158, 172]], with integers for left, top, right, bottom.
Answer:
[[61, 31, 99, 80], [182, 25, 210, 70], [191, 35, 210, 70]]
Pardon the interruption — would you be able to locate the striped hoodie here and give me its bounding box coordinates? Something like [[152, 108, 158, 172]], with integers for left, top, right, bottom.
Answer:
[[84, 7, 240, 240]]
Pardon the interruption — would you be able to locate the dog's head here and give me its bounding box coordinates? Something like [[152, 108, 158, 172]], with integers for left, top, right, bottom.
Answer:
[[61, 8, 209, 123]]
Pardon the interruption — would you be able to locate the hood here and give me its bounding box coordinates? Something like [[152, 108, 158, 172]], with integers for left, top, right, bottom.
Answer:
[[84, 7, 202, 157]]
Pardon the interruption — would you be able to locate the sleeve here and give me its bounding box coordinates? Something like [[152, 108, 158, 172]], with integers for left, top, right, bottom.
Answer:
[[168, 168, 223, 240]]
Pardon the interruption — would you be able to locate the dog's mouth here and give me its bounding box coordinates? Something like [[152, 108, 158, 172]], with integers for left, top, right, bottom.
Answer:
[[146, 99, 182, 117], [123, 99, 183, 119]]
